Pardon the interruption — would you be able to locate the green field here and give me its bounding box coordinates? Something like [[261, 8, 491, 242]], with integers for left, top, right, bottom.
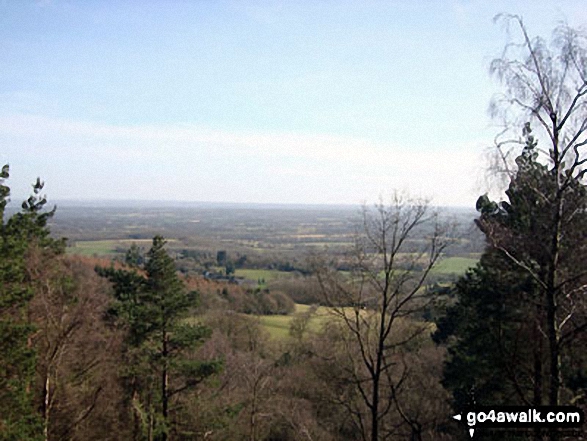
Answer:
[[258, 315, 295, 339], [67, 238, 176, 257], [432, 256, 478, 274], [258, 303, 331, 339], [67, 240, 122, 256], [235, 268, 294, 283], [257, 304, 433, 340]]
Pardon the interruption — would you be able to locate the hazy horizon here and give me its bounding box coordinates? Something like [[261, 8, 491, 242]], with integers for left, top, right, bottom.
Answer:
[[2, 1, 586, 207], [6, 197, 478, 212]]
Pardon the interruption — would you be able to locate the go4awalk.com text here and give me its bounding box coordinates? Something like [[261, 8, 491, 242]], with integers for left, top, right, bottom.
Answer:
[[452, 406, 584, 438]]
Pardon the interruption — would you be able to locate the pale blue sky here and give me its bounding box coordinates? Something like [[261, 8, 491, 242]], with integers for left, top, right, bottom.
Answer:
[[1, 0, 585, 206]]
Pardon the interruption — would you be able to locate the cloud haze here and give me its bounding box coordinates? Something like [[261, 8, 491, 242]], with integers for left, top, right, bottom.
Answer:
[[0, 114, 482, 206]]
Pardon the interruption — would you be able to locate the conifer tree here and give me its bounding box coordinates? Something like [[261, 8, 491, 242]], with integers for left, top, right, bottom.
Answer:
[[488, 17, 587, 411], [99, 236, 221, 441], [0, 165, 63, 441], [436, 128, 587, 440]]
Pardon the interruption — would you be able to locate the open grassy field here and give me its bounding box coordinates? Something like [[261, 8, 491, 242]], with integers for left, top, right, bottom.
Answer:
[[66, 240, 122, 256], [67, 238, 177, 257], [257, 304, 435, 340], [235, 268, 295, 283], [258, 315, 296, 339], [431, 256, 478, 275], [258, 303, 332, 339]]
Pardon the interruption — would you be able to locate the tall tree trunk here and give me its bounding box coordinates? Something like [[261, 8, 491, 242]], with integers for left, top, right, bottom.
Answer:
[[546, 128, 562, 441], [161, 330, 169, 441], [370, 379, 379, 441], [546, 190, 563, 407], [132, 388, 140, 441], [371, 292, 388, 441], [546, 287, 560, 406], [533, 310, 544, 441], [43, 372, 50, 441], [249, 385, 257, 441], [533, 311, 543, 407]]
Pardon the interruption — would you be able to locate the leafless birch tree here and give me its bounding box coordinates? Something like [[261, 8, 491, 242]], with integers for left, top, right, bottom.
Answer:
[[484, 15, 587, 412]]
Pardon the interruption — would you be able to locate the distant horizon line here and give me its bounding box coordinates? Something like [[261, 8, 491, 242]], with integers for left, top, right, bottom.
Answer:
[[14, 198, 476, 211]]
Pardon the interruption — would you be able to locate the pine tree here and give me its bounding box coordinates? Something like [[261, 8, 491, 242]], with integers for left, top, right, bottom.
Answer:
[[435, 127, 587, 438], [0, 165, 63, 441], [434, 250, 539, 409], [125, 243, 144, 268], [99, 236, 221, 441]]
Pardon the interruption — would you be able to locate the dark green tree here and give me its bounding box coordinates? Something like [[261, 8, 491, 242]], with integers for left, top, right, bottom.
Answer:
[[436, 127, 587, 439], [99, 236, 221, 441], [434, 250, 540, 409], [216, 250, 226, 266], [0, 165, 63, 441], [488, 17, 587, 411], [125, 243, 144, 268], [225, 260, 235, 276]]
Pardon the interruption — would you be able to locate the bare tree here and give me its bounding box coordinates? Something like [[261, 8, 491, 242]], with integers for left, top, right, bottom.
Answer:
[[484, 15, 587, 411], [28, 254, 124, 441], [489, 15, 587, 177], [311, 194, 451, 441]]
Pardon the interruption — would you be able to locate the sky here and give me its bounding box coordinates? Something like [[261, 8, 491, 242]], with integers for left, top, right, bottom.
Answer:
[[1, 0, 586, 207]]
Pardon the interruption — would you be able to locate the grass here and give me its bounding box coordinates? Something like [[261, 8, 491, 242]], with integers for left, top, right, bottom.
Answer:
[[432, 256, 478, 275], [198, 302, 435, 342], [67, 238, 178, 257], [258, 315, 295, 339], [257, 304, 434, 341], [235, 268, 294, 283], [258, 304, 343, 339], [67, 240, 121, 256]]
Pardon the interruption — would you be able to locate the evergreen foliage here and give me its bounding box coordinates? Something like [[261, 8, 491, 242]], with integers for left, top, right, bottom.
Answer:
[[436, 127, 587, 427], [434, 250, 538, 409], [98, 235, 221, 440], [125, 243, 144, 268], [0, 165, 63, 441]]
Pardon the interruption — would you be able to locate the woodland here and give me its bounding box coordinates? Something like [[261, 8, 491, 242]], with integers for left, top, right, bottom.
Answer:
[[1, 16, 587, 441]]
